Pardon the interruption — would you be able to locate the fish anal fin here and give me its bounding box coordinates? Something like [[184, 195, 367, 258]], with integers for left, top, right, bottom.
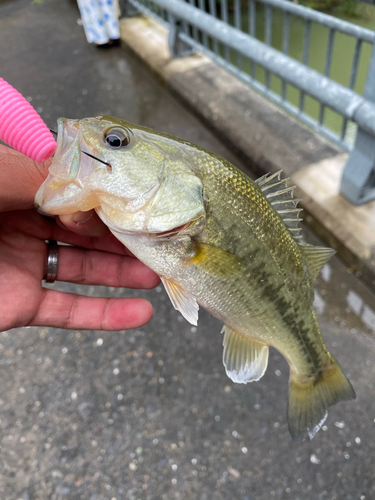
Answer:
[[300, 244, 336, 281], [161, 277, 199, 326], [222, 326, 269, 384], [288, 355, 355, 441], [187, 242, 242, 278]]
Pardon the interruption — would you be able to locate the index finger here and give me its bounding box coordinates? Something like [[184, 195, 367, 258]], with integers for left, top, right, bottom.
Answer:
[[31, 289, 154, 330], [56, 245, 160, 289]]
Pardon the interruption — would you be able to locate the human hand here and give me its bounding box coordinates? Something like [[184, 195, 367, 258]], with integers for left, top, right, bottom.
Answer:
[[0, 145, 160, 332], [0, 209, 160, 332]]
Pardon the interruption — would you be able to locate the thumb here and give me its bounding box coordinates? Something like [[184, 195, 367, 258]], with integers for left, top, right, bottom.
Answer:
[[0, 144, 52, 211]]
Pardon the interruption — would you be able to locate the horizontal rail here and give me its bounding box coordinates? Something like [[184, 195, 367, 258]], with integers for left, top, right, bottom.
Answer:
[[258, 0, 375, 43], [174, 28, 353, 151], [130, 0, 375, 139], [127, 0, 359, 149]]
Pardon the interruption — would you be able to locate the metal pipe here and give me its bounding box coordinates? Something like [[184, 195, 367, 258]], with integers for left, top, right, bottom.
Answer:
[[234, 0, 242, 69], [189, 0, 199, 41], [172, 27, 351, 150], [299, 19, 311, 112], [209, 0, 219, 54], [265, 4, 272, 89], [249, 0, 256, 80], [281, 11, 290, 102], [221, 0, 230, 62], [349, 38, 362, 90], [198, 0, 208, 47], [257, 0, 375, 42], [130, 0, 375, 137], [318, 28, 334, 125]]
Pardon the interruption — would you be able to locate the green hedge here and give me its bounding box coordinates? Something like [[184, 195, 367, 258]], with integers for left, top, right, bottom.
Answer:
[[296, 0, 357, 15]]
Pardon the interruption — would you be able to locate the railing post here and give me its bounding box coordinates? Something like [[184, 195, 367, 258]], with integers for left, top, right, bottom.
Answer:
[[167, 13, 195, 58], [121, 0, 139, 17], [340, 44, 375, 205]]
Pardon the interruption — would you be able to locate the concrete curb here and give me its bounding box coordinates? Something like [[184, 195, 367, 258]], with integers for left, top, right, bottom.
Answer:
[[120, 15, 375, 292]]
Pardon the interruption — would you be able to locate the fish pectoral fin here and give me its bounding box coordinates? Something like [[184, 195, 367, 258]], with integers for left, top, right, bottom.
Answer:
[[187, 242, 242, 278], [222, 326, 269, 383], [161, 277, 199, 326], [299, 244, 336, 281]]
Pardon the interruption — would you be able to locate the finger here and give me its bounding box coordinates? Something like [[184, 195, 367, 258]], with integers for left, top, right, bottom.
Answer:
[[0, 144, 20, 156], [56, 246, 160, 289], [0, 145, 52, 211], [5, 210, 129, 256], [31, 290, 154, 330], [58, 211, 110, 237], [52, 227, 134, 256]]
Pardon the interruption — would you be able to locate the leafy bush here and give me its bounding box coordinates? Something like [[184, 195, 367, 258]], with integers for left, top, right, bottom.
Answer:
[[294, 0, 357, 16]]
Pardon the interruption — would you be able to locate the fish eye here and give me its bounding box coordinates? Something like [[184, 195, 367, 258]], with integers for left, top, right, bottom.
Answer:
[[104, 128, 130, 148]]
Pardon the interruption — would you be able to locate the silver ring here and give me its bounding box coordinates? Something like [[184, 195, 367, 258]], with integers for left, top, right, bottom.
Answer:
[[45, 240, 59, 283]]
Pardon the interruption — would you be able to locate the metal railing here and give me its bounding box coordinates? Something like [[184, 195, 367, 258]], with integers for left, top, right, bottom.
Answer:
[[124, 0, 375, 205]]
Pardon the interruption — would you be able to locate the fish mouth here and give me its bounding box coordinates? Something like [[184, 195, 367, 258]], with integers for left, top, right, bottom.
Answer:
[[35, 118, 99, 215], [39, 117, 80, 177]]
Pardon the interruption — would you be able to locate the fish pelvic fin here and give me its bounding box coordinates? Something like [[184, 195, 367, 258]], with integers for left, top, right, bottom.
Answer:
[[222, 326, 269, 383], [287, 355, 355, 441]]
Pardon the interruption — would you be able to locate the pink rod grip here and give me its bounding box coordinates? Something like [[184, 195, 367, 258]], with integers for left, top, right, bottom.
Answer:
[[0, 78, 57, 162]]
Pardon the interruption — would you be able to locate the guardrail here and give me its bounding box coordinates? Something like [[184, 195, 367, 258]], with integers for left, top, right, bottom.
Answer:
[[124, 0, 375, 205]]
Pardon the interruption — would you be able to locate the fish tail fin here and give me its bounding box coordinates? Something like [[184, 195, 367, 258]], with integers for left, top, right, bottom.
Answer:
[[287, 355, 355, 441]]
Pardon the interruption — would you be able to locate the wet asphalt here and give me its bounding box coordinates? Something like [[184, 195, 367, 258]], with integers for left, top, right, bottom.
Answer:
[[0, 0, 374, 499]]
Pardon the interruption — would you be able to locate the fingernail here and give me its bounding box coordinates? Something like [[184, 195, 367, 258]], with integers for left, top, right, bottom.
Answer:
[[72, 211, 93, 225]]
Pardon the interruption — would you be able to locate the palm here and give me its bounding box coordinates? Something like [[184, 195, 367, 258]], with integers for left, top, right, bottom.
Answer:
[[0, 210, 159, 331]]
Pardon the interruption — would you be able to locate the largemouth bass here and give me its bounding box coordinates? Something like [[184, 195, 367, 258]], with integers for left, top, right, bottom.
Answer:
[[35, 116, 355, 440]]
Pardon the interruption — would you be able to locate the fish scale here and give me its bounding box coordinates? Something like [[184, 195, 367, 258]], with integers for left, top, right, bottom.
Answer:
[[35, 115, 355, 440]]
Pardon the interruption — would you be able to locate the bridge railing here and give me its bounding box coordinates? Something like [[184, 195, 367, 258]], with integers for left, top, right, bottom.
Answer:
[[124, 0, 375, 205]]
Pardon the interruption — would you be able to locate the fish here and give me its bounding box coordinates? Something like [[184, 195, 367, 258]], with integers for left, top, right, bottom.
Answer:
[[35, 116, 355, 440]]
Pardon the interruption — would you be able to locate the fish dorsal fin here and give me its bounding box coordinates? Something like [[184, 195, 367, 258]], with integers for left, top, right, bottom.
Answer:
[[299, 244, 336, 281], [187, 242, 242, 278], [222, 326, 269, 383], [256, 170, 281, 185], [256, 171, 303, 241], [161, 277, 199, 326]]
